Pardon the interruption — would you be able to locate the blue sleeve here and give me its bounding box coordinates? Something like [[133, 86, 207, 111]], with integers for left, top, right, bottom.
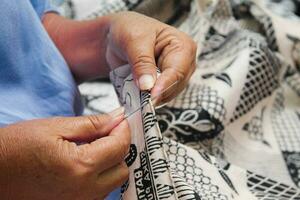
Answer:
[[29, 0, 59, 19]]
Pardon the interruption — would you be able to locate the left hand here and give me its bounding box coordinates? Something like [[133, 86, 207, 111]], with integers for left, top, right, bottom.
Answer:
[[106, 12, 197, 104]]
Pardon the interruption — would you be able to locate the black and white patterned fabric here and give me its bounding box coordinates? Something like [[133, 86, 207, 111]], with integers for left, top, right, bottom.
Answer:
[[58, 0, 190, 24], [61, 0, 300, 199]]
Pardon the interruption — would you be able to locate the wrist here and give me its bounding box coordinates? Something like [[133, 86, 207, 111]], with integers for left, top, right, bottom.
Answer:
[[42, 13, 67, 48], [43, 14, 113, 82]]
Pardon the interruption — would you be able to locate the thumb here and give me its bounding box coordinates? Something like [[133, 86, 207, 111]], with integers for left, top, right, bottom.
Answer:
[[125, 36, 157, 90], [56, 107, 125, 143]]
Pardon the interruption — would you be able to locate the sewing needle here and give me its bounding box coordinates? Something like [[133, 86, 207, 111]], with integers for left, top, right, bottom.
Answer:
[[124, 80, 179, 119]]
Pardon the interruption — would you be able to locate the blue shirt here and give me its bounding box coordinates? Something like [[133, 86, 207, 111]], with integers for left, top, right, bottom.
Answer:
[[0, 1, 120, 198], [0, 0, 83, 127]]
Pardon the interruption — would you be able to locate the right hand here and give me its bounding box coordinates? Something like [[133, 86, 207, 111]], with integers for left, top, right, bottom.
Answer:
[[0, 107, 130, 200]]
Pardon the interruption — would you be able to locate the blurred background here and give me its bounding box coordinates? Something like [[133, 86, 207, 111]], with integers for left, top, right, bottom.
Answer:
[[49, 0, 191, 25]]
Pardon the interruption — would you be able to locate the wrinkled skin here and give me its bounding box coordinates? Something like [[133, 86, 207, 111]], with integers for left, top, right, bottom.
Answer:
[[0, 111, 130, 200], [44, 11, 197, 104], [0, 11, 197, 200]]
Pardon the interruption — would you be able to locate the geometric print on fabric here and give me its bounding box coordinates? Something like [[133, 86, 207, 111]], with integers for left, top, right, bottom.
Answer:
[[163, 138, 228, 200], [86, 2, 126, 19], [247, 171, 300, 200], [230, 45, 280, 122], [258, 14, 279, 52], [198, 30, 266, 69], [133, 147, 173, 200], [168, 84, 226, 122], [287, 34, 300, 70], [242, 107, 271, 147], [199, 30, 248, 67], [282, 152, 300, 188], [250, 4, 279, 51], [84, 0, 140, 19], [170, 171, 201, 200], [271, 91, 300, 152], [271, 90, 300, 188], [206, 0, 237, 43], [157, 107, 224, 144], [286, 72, 300, 96], [210, 0, 233, 21], [200, 26, 228, 60], [129, 93, 176, 199]]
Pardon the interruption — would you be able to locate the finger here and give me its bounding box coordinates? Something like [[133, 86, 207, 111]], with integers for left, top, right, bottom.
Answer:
[[56, 107, 125, 142], [78, 120, 131, 173], [152, 35, 196, 103], [151, 68, 185, 106], [106, 45, 128, 70], [124, 34, 158, 90], [96, 162, 129, 198]]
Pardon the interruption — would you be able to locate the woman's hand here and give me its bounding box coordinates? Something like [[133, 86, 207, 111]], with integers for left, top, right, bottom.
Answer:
[[105, 12, 197, 104], [44, 11, 197, 104], [0, 108, 130, 200]]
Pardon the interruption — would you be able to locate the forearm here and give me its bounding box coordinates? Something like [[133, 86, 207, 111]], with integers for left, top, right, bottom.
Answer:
[[43, 13, 112, 82], [0, 129, 14, 199]]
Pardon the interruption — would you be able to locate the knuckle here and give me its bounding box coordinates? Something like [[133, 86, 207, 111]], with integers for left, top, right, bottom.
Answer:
[[86, 115, 103, 132], [162, 26, 178, 36], [132, 55, 156, 69], [70, 162, 92, 178], [126, 30, 143, 41], [175, 69, 185, 82], [164, 68, 185, 87], [69, 147, 95, 177], [160, 27, 185, 50], [123, 30, 150, 46], [169, 37, 184, 50], [55, 143, 79, 176]]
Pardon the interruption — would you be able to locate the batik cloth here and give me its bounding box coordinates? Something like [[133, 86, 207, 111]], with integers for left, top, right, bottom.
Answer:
[[74, 0, 300, 199], [56, 0, 190, 24]]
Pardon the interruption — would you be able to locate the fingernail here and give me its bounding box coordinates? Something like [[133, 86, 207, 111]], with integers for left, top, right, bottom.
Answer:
[[139, 74, 154, 90], [108, 107, 125, 118]]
